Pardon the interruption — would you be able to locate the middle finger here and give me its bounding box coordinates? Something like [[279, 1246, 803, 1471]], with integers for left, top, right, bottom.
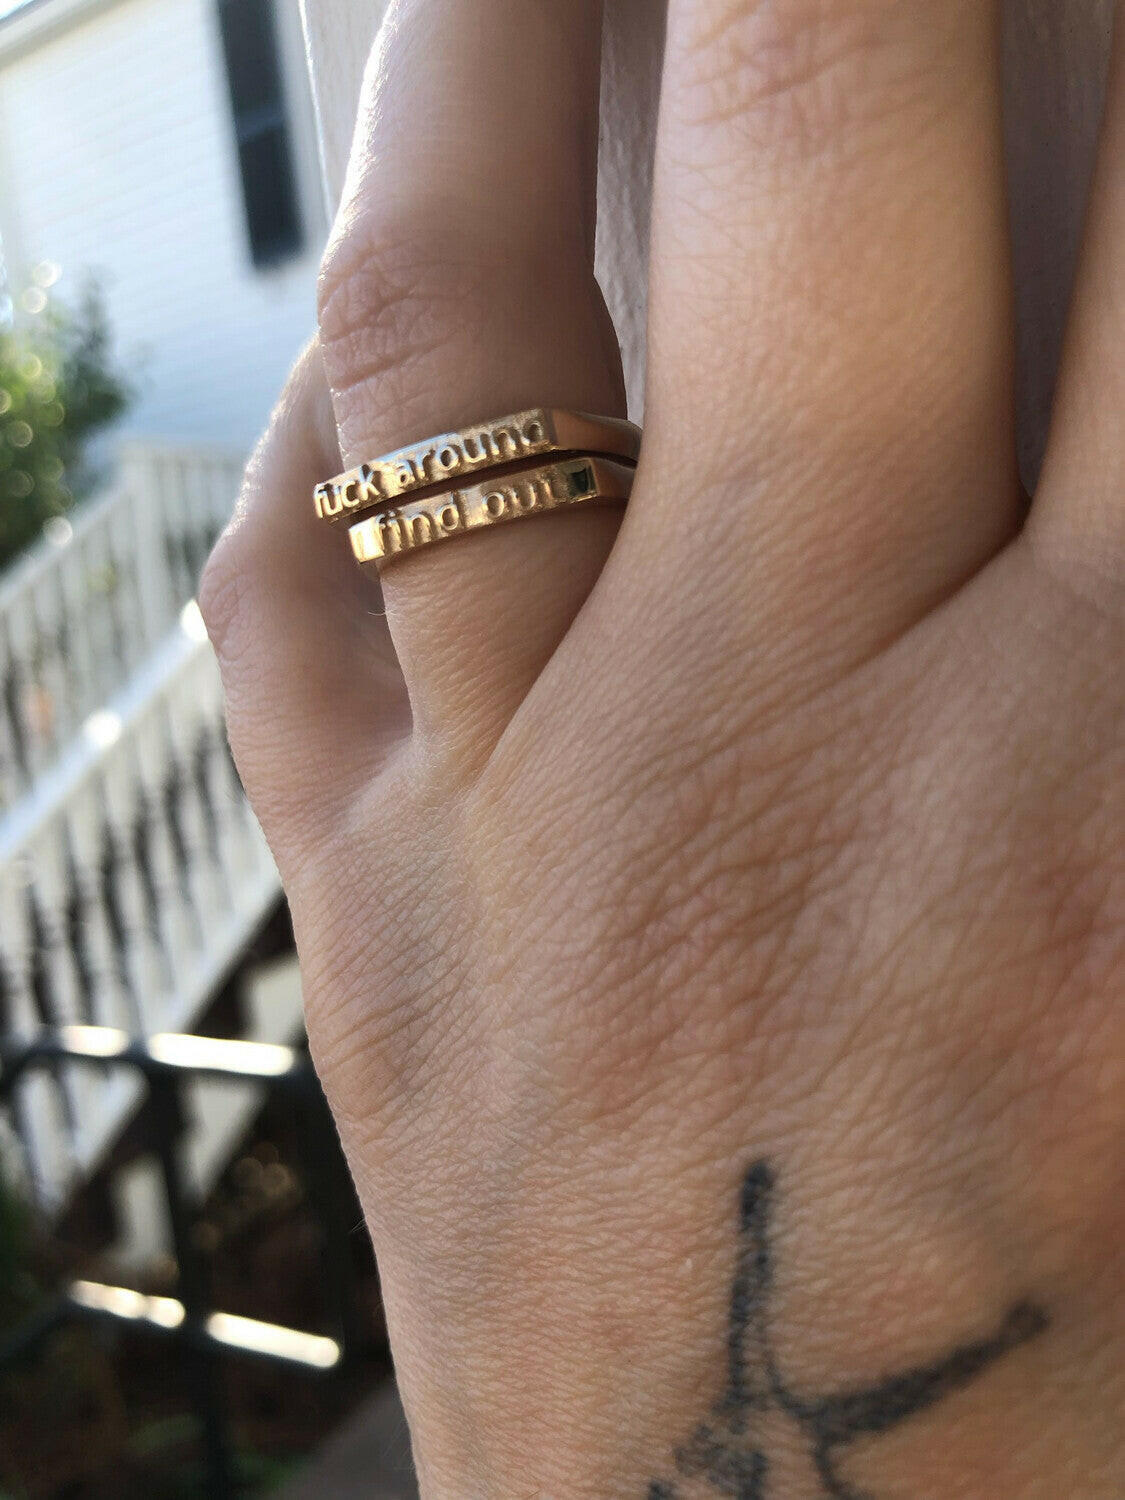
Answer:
[[631, 0, 1018, 675]]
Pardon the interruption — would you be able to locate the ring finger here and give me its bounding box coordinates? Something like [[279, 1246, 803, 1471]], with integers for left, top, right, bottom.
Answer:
[[317, 0, 627, 767]]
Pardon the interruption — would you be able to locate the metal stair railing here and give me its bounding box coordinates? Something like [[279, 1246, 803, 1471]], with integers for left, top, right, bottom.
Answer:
[[0, 1026, 369, 1500]]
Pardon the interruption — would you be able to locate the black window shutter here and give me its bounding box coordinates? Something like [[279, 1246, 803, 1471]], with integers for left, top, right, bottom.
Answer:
[[217, 0, 304, 267]]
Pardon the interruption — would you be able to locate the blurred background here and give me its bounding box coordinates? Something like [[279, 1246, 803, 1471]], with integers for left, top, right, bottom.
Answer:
[[0, 0, 414, 1492]]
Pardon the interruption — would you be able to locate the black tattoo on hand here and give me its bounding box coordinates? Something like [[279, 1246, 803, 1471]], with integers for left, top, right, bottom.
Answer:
[[648, 1161, 1048, 1499]]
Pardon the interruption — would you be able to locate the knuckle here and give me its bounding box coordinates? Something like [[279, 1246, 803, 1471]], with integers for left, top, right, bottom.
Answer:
[[198, 525, 250, 670], [675, 0, 947, 156], [197, 447, 269, 672], [317, 214, 500, 444]]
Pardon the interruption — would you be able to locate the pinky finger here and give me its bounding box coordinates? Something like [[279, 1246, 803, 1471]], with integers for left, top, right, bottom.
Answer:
[[200, 344, 410, 867]]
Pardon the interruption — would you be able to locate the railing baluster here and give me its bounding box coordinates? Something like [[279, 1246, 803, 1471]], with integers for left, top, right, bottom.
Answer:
[[68, 784, 133, 1035], [0, 616, 25, 808], [0, 871, 71, 1205], [121, 447, 175, 651], [132, 714, 203, 1023], [28, 829, 102, 1156], [163, 456, 190, 603], [58, 529, 97, 738], [107, 488, 146, 683], [51, 559, 80, 752], [30, 561, 66, 767], [102, 753, 168, 1034], [162, 693, 225, 944], [7, 591, 42, 786], [95, 518, 128, 709]]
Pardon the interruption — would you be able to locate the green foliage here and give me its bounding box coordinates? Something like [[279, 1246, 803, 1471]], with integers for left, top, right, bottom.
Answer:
[[0, 275, 134, 570]]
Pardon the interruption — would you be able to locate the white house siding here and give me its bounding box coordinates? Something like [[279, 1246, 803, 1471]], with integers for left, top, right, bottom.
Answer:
[[0, 0, 325, 449]]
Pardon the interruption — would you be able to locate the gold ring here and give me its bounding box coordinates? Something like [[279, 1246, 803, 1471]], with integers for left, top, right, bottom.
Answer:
[[349, 455, 634, 569], [315, 409, 640, 524]]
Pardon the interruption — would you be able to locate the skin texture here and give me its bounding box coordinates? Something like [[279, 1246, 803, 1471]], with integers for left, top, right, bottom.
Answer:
[[201, 3, 1124, 1496], [593, 0, 1116, 460]]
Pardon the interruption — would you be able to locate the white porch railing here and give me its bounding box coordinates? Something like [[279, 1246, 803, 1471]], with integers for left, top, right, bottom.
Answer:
[[0, 611, 280, 1207], [0, 442, 284, 1210], [0, 442, 246, 810]]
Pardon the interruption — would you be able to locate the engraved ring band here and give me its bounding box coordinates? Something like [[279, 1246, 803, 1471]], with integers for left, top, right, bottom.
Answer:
[[314, 408, 641, 525], [348, 455, 636, 570]]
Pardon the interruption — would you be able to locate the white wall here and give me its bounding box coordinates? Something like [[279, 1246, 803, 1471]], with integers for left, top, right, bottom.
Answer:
[[0, 0, 325, 449]]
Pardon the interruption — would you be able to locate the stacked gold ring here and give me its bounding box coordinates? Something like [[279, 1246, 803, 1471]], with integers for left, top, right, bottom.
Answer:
[[349, 455, 635, 566], [314, 408, 641, 570]]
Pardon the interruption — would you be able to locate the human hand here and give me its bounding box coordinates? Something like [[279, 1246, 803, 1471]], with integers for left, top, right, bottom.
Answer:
[[201, 2, 1124, 1495]]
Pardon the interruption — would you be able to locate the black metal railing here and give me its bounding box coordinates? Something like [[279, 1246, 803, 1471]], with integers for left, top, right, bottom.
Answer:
[[0, 1025, 370, 1496]]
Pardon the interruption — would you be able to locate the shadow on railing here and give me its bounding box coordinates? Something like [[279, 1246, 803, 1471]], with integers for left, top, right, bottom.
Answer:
[[0, 1026, 369, 1499]]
